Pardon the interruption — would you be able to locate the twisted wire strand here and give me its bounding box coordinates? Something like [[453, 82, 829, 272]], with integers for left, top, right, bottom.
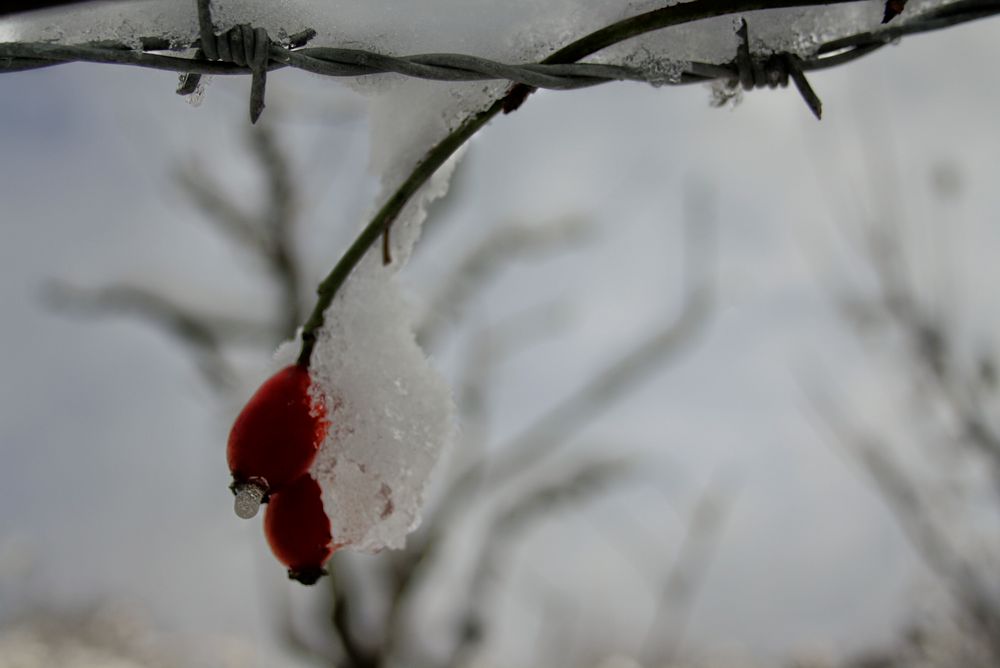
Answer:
[[0, 0, 997, 120], [1, 0, 996, 85]]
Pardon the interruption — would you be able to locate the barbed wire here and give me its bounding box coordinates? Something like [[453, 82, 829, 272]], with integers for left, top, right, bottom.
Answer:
[[2, 0, 998, 123]]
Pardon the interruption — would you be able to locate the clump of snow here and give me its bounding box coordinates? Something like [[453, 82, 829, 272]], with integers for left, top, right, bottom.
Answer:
[[302, 148, 460, 553], [271, 149, 461, 554], [305, 263, 455, 553]]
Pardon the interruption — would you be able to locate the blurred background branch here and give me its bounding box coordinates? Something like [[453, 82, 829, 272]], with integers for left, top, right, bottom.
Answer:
[[810, 149, 1000, 666], [43, 114, 723, 668]]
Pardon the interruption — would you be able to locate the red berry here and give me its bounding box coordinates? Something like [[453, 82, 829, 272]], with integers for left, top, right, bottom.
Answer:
[[227, 365, 328, 516], [264, 475, 333, 584]]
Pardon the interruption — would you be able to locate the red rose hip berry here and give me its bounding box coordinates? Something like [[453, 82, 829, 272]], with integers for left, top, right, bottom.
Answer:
[[228, 364, 328, 519], [264, 474, 334, 584]]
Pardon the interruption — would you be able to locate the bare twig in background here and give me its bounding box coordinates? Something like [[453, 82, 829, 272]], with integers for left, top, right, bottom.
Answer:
[[47, 111, 722, 667], [417, 215, 591, 350], [173, 165, 271, 257], [377, 191, 715, 668], [43, 281, 240, 391], [248, 126, 304, 337], [814, 404, 1000, 664], [329, 559, 379, 668], [812, 151, 1000, 665], [639, 480, 738, 665], [175, 124, 304, 339], [438, 192, 714, 524], [849, 220, 1000, 488], [267, 582, 339, 667], [448, 457, 639, 667], [47, 123, 305, 391], [447, 300, 575, 475]]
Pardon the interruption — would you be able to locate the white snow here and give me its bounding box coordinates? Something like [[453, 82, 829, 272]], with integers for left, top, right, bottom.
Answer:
[[299, 153, 460, 553], [268, 148, 462, 554], [3, 1, 945, 64]]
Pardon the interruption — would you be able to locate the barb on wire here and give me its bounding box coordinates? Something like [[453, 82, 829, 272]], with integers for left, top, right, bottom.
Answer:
[[734, 18, 823, 118], [184, 0, 272, 122]]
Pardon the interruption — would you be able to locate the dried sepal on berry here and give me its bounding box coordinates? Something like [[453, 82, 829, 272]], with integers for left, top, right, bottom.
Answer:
[[263, 474, 334, 584]]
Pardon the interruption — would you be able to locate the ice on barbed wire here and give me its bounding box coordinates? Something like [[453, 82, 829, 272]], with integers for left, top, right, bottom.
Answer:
[[0, 0, 954, 136], [3, 0, 950, 64]]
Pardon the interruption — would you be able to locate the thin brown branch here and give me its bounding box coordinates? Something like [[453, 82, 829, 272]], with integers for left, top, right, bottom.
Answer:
[[440, 207, 714, 525], [328, 555, 380, 668], [268, 581, 339, 667], [446, 457, 638, 667], [416, 215, 592, 350], [43, 281, 241, 391], [814, 401, 1000, 657], [639, 480, 738, 665], [383, 197, 716, 664], [854, 217, 1000, 487], [247, 124, 305, 338], [174, 163, 271, 258]]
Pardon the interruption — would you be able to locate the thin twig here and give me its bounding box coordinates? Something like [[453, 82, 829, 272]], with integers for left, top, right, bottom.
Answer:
[[446, 458, 638, 667], [814, 405, 1000, 658], [248, 125, 304, 337], [639, 481, 737, 665], [416, 215, 591, 350], [174, 163, 271, 255], [328, 554, 380, 668], [438, 199, 714, 523], [382, 202, 714, 662], [295, 100, 501, 366], [43, 281, 239, 390]]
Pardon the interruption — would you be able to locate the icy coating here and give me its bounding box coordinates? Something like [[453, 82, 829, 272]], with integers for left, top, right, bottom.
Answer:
[[3, 1, 951, 63]]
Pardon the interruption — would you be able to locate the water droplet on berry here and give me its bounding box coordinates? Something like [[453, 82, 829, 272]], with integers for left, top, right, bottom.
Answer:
[[233, 481, 267, 519]]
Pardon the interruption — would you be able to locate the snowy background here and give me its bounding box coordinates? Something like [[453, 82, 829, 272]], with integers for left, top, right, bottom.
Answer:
[[1, 2, 999, 666]]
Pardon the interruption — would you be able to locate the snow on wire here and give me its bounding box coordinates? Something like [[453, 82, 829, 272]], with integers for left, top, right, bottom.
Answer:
[[1, 0, 999, 123]]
